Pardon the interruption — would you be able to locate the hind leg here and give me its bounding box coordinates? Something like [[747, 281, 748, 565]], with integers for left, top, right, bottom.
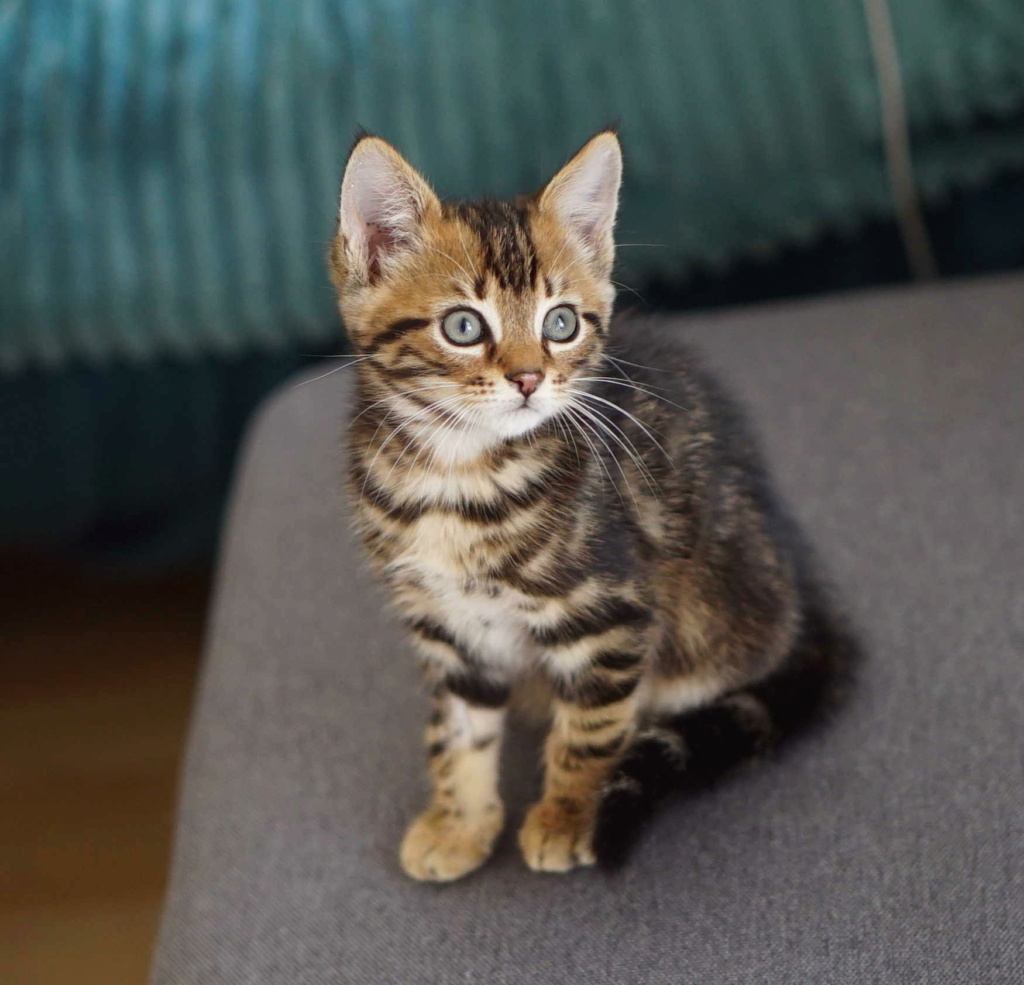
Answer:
[[641, 670, 730, 717]]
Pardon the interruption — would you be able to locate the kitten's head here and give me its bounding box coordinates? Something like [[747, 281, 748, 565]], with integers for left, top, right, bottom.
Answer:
[[330, 130, 622, 457]]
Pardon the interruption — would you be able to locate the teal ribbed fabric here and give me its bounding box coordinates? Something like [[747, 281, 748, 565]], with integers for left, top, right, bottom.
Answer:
[[2, 0, 1024, 371]]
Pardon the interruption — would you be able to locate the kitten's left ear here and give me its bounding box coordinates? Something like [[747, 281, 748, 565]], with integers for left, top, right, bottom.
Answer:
[[539, 130, 622, 273]]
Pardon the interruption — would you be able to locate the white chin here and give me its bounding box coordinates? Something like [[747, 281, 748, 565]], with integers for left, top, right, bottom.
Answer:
[[425, 406, 549, 464], [493, 405, 548, 439]]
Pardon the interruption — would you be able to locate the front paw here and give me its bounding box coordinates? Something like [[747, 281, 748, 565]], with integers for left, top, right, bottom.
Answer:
[[518, 798, 596, 873], [400, 802, 504, 882]]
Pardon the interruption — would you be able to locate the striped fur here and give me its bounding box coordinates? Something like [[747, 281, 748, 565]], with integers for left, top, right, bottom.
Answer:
[[330, 132, 853, 881]]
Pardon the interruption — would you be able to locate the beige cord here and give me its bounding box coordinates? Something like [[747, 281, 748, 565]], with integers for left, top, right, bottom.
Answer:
[[862, 0, 939, 280]]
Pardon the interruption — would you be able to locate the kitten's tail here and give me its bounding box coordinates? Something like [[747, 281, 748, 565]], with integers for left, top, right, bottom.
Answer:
[[593, 592, 859, 867]]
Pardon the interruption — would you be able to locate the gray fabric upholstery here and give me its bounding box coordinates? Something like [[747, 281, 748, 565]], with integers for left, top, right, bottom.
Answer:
[[152, 275, 1024, 984]]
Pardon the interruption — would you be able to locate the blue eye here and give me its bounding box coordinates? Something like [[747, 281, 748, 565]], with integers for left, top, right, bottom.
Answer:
[[442, 309, 485, 345], [543, 306, 578, 342]]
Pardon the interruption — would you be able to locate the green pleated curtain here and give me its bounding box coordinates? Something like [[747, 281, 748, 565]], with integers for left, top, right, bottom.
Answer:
[[3, 0, 1024, 372]]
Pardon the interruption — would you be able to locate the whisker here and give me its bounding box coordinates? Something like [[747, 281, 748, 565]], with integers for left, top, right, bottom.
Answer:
[[577, 375, 674, 395], [292, 357, 373, 388], [569, 399, 660, 491], [566, 388, 675, 468], [402, 398, 488, 505], [569, 406, 638, 511], [361, 409, 408, 497], [357, 387, 468, 495], [568, 398, 659, 501], [603, 352, 675, 376], [370, 392, 468, 499], [348, 382, 460, 427], [559, 406, 607, 488], [553, 415, 583, 472], [561, 404, 630, 510], [611, 279, 648, 305], [364, 408, 432, 498], [576, 376, 685, 408], [599, 354, 633, 385]]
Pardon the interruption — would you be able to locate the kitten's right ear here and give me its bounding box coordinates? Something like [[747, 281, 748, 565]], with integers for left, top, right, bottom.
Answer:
[[337, 135, 440, 286]]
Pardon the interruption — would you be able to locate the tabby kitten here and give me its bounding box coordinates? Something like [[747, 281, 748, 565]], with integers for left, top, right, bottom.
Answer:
[[329, 130, 851, 881]]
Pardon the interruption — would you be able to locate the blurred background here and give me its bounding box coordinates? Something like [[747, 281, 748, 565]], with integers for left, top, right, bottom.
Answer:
[[2, 1, 1022, 981]]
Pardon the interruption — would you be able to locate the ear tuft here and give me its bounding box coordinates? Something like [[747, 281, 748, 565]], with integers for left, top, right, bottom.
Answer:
[[539, 131, 622, 272], [338, 136, 439, 285]]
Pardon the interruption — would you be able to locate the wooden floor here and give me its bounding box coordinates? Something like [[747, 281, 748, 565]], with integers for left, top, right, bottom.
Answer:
[[1, 554, 209, 985]]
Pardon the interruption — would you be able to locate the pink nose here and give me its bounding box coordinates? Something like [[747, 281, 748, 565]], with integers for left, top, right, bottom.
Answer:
[[506, 370, 544, 397]]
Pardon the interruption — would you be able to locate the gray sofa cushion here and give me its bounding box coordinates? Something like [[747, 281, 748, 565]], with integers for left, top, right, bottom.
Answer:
[[152, 274, 1024, 984]]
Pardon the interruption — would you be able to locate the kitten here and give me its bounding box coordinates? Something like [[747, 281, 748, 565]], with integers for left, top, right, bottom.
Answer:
[[329, 130, 853, 881]]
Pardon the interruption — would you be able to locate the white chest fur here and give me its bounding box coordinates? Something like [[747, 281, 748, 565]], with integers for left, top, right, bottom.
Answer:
[[387, 518, 536, 672]]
